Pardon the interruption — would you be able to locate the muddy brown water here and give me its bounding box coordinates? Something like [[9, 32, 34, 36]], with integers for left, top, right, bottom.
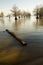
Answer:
[[0, 17, 43, 65]]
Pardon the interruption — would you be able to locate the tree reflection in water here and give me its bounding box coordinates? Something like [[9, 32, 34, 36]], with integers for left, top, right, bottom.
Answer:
[[0, 17, 4, 31], [13, 19, 21, 31], [13, 18, 27, 31], [34, 18, 43, 29]]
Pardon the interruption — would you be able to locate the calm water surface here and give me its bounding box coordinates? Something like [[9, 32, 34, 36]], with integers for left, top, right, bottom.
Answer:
[[0, 16, 43, 37], [0, 16, 43, 45], [0, 16, 43, 65]]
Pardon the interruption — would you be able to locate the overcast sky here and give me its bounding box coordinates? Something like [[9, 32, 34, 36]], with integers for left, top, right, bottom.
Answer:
[[0, 0, 43, 15]]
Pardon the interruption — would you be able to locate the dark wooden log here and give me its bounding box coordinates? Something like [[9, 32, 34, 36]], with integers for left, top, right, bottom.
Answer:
[[6, 29, 27, 46]]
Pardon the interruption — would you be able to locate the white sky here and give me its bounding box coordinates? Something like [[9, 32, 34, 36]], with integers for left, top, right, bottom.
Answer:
[[0, 0, 43, 15]]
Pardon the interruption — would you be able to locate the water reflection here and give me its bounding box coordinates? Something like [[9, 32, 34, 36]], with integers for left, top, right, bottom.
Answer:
[[0, 17, 4, 23], [33, 18, 43, 30], [0, 18, 4, 31], [33, 19, 39, 29], [11, 17, 36, 33], [13, 19, 22, 30], [34, 19, 43, 28], [0, 16, 43, 33], [38, 19, 43, 26]]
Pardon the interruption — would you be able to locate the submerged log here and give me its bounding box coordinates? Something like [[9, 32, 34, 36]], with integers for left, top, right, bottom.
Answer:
[[6, 29, 27, 46]]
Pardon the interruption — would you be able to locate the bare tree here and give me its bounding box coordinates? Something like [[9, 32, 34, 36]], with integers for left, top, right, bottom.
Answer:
[[33, 5, 43, 19], [39, 6, 43, 18], [11, 5, 19, 20], [22, 10, 31, 18]]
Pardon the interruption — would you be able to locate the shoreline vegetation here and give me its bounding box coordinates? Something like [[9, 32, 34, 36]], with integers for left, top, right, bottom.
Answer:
[[33, 5, 43, 19], [0, 5, 43, 20], [0, 5, 31, 20]]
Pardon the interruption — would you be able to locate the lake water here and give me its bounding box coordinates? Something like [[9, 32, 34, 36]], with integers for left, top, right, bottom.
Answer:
[[0, 16, 43, 37], [0, 16, 43, 45], [0, 16, 43, 65]]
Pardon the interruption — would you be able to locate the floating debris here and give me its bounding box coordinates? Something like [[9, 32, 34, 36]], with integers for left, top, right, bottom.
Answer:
[[6, 29, 27, 46]]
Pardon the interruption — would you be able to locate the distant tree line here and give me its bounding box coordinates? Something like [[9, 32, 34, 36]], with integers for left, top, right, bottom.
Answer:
[[33, 5, 43, 19], [10, 5, 31, 20], [0, 5, 30, 20]]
